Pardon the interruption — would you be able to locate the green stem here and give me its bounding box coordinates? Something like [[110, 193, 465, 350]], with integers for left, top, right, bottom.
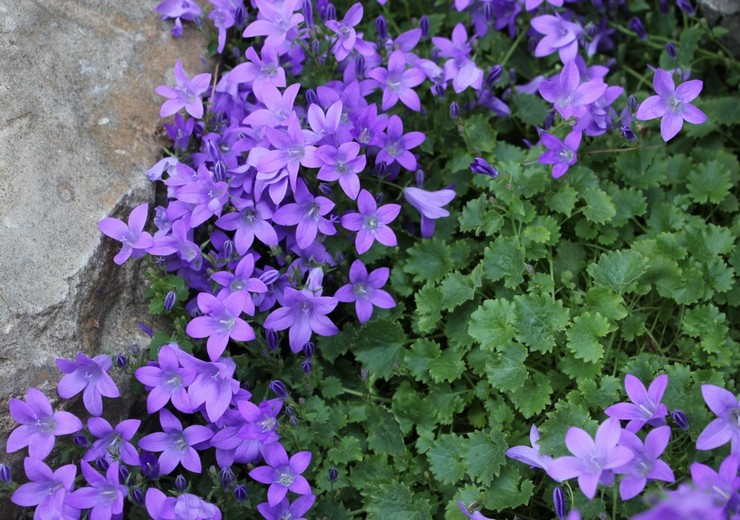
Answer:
[[500, 29, 527, 69]]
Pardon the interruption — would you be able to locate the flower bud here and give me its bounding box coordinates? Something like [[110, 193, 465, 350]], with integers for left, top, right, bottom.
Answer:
[[95, 456, 110, 472], [286, 405, 296, 417], [469, 158, 499, 178], [361, 368, 369, 379], [164, 290, 177, 312], [355, 55, 366, 78], [621, 126, 637, 141], [0, 464, 12, 484], [311, 39, 320, 56], [318, 182, 333, 195], [375, 161, 387, 178], [324, 3, 336, 21], [508, 68, 517, 83], [259, 269, 281, 286], [137, 321, 154, 338], [114, 354, 128, 369], [289, 415, 300, 426], [303, 0, 314, 28], [415, 169, 425, 187], [334, 252, 345, 265], [677, 0, 695, 15], [302, 359, 313, 374], [132, 487, 145, 507], [432, 82, 445, 98], [305, 88, 319, 106], [627, 95, 638, 113], [665, 42, 677, 59], [303, 342, 315, 358], [213, 160, 226, 183], [430, 47, 441, 62], [449, 101, 460, 119], [544, 111, 555, 130], [222, 239, 234, 261], [269, 379, 288, 399], [553, 487, 566, 520], [629, 17, 647, 41], [671, 409, 689, 431], [420, 15, 429, 39], [265, 329, 279, 351], [118, 464, 130, 484], [234, 483, 248, 503], [375, 192, 385, 204], [175, 475, 187, 492], [129, 343, 140, 355], [328, 467, 338, 482], [220, 467, 235, 490], [483, 1, 494, 22], [485, 65, 503, 87], [376, 16, 388, 41], [234, 5, 245, 27]]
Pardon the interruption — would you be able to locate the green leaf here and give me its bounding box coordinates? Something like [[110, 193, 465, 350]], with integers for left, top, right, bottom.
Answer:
[[512, 92, 548, 126], [468, 299, 516, 350], [459, 196, 504, 236], [509, 371, 553, 418], [321, 376, 344, 399], [364, 482, 433, 520], [403, 238, 453, 283], [539, 400, 597, 455], [481, 466, 534, 511], [485, 344, 528, 392], [328, 435, 364, 464], [585, 287, 628, 322], [440, 272, 478, 311], [354, 319, 406, 379], [464, 114, 497, 154], [367, 406, 405, 456], [414, 285, 443, 333], [687, 160, 732, 204], [427, 434, 466, 485], [548, 184, 579, 217], [581, 188, 616, 224], [682, 304, 730, 355], [429, 348, 466, 383], [404, 339, 441, 382], [320, 324, 355, 363], [462, 431, 507, 486], [567, 311, 611, 363], [482, 237, 525, 288], [513, 293, 570, 353], [588, 250, 649, 294]]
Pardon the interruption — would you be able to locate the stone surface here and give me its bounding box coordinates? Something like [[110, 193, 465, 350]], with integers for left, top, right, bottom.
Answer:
[[0, 0, 207, 510], [698, 0, 740, 57]]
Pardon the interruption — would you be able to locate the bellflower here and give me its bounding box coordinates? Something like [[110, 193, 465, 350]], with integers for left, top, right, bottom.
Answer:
[[176, 164, 230, 228], [403, 186, 456, 238], [66, 462, 128, 520], [179, 352, 241, 422], [215, 199, 279, 255], [272, 179, 336, 249], [244, 83, 300, 128], [340, 189, 400, 253], [304, 101, 343, 145], [633, 483, 726, 520], [690, 455, 740, 512], [531, 14, 583, 62], [154, 0, 202, 37], [431, 23, 484, 93], [186, 291, 255, 361], [11, 458, 77, 520], [99, 202, 155, 265], [212, 254, 268, 310], [696, 384, 740, 455], [505, 424, 554, 471], [82, 417, 141, 466], [547, 418, 634, 499], [242, 0, 304, 51], [325, 3, 373, 62], [134, 343, 195, 414], [635, 68, 706, 142], [334, 259, 395, 323], [316, 142, 367, 200], [257, 495, 316, 520], [237, 398, 283, 445], [147, 218, 202, 268], [368, 50, 426, 111], [263, 287, 339, 352], [137, 409, 214, 475], [376, 115, 425, 171], [616, 426, 675, 500], [228, 46, 286, 91], [56, 354, 119, 417], [605, 374, 669, 432], [538, 130, 582, 179], [538, 61, 607, 120], [146, 488, 222, 520], [155, 60, 211, 119], [249, 443, 312, 506]]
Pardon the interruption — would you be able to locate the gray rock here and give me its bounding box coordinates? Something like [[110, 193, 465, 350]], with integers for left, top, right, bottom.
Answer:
[[0, 0, 207, 511], [698, 0, 740, 57]]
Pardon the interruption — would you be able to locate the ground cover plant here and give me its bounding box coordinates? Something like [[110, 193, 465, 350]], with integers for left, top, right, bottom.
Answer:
[[1, 0, 739, 518]]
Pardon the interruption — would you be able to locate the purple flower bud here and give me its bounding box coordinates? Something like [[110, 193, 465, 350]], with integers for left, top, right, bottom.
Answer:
[[420, 15, 429, 38], [205, 140, 220, 161], [329, 467, 338, 482], [318, 183, 333, 196], [265, 329, 279, 351], [270, 379, 288, 399], [129, 343, 140, 355], [544, 111, 555, 129], [470, 158, 499, 178], [220, 467, 235, 490], [508, 68, 517, 83], [450, 101, 460, 119], [132, 487, 145, 507], [305, 88, 319, 106], [671, 409, 689, 431], [115, 354, 128, 369], [213, 160, 226, 183], [355, 55, 366, 77], [303, 342, 315, 358], [118, 464, 130, 484], [234, 5, 245, 27], [303, 0, 314, 28], [361, 368, 369, 379], [553, 487, 566, 520], [415, 169, 425, 187], [629, 17, 647, 41], [0, 464, 11, 484], [140, 450, 160, 480], [432, 82, 445, 98], [190, 306, 202, 318], [430, 47, 441, 62], [164, 290, 177, 312], [285, 405, 296, 417], [311, 38, 320, 56], [73, 431, 91, 448], [375, 160, 387, 178], [677, 0, 695, 15], [483, 1, 494, 22], [376, 16, 388, 41], [95, 456, 110, 472], [485, 65, 503, 87], [259, 270, 281, 286], [234, 484, 248, 503], [222, 239, 234, 261], [627, 95, 638, 112], [659, 0, 669, 13], [324, 3, 336, 21], [137, 321, 154, 338], [375, 192, 385, 204], [666, 42, 677, 59], [621, 126, 637, 141], [175, 475, 187, 492], [302, 359, 312, 374], [289, 415, 300, 426]]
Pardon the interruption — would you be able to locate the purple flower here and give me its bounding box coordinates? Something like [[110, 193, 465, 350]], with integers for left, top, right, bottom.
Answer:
[[696, 384, 740, 455], [155, 60, 211, 119], [185, 292, 255, 361], [179, 353, 240, 422], [134, 344, 195, 414], [66, 461, 128, 519], [547, 418, 634, 499], [334, 259, 395, 323], [691, 455, 740, 511], [138, 409, 214, 475], [505, 424, 554, 471], [228, 46, 286, 91], [403, 186, 455, 238], [82, 417, 141, 466], [146, 488, 222, 520], [249, 443, 312, 506], [325, 3, 372, 62], [215, 199, 279, 255], [470, 157, 499, 178], [538, 131, 581, 179], [531, 14, 582, 62], [368, 50, 426, 111], [635, 68, 706, 142], [11, 458, 77, 520], [431, 23, 483, 93], [341, 189, 400, 254], [263, 287, 339, 352], [176, 164, 230, 228], [244, 83, 300, 128], [633, 483, 726, 520], [316, 142, 367, 200], [242, 0, 304, 51], [139, 450, 160, 480], [538, 61, 607, 120], [236, 398, 283, 445], [147, 218, 203, 267], [605, 374, 669, 432], [458, 501, 494, 520], [376, 115, 425, 171], [616, 426, 675, 500], [211, 254, 268, 309], [55, 354, 119, 417], [154, 0, 202, 37], [257, 495, 315, 520], [272, 179, 336, 249], [99, 202, 155, 265]]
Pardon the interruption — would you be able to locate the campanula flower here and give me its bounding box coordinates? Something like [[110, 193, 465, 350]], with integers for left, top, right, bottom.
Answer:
[[99, 202, 155, 265], [403, 186, 456, 238], [368, 50, 426, 111], [615, 426, 674, 499], [376, 115, 425, 171], [249, 443, 312, 506], [696, 384, 740, 455], [257, 495, 315, 520], [11, 458, 77, 519], [505, 424, 554, 471], [263, 288, 339, 352], [531, 14, 583, 62], [155, 60, 211, 119], [538, 61, 607, 120], [56, 354, 119, 417], [605, 374, 669, 432], [185, 291, 255, 361], [66, 461, 128, 519], [334, 259, 395, 323], [341, 189, 400, 253], [538, 130, 582, 179], [134, 343, 195, 414]]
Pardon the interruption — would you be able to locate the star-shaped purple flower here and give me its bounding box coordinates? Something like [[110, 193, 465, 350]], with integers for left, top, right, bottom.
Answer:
[[505, 424, 554, 471], [185, 291, 255, 361], [531, 14, 582, 63], [249, 443, 312, 507], [341, 189, 400, 254], [615, 426, 674, 500], [272, 179, 336, 250], [403, 186, 455, 238], [257, 495, 315, 520], [635, 68, 706, 142], [11, 458, 77, 520], [538, 61, 607, 120], [56, 353, 119, 416], [538, 130, 582, 179], [155, 59, 211, 119], [66, 461, 128, 519], [82, 417, 141, 467], [316, 142, 367, 200], [376, 115, 425, 171], [99, 202, 154, 265], [335, 259, 395, 323], [696, 384, 740, 455], [263, 288, 338, 352], [605, 374, 669, 432], [179, 350, 240, 423], [368, 50, 426, 111], [134, 343, 195, 414]]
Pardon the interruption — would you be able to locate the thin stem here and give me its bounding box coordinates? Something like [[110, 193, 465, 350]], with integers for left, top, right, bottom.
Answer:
[[585, 144, 663, 155], [500, 29, 527, 69]]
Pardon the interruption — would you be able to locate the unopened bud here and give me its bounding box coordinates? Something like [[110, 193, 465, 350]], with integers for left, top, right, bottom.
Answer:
[[164, 290, 176, 312], [118, 464, 130, 484], [627, 95, 638, 113], [415, 169, 425, 187], [234, 483, 248, 503], [265, 329, 279, 351], [376, 16, 388, 41], [621, 126, 637, 142], [302, 359, 313, 374], [677, 0, 695, 15], [302, 0, 314, 28], [0, 464, 11, 484], [420, 15, 429, 39], [220, 467, 235, 490], [671, 409, 689, 431], [485, 65, 503, 87], [303, 342, 315, 358], [469, 158, 499, 178], [665, 42, 677, 59], [115, 354, 128, 369], [553, 487, 566, 520], [95, 457, 110, 472], [324, 3, 336, 21], [305, 88, 319, 106], [329, 467, 338, 482], [175, 475, 187, 492], [269, 379, 288, 399], [450, 101, 460, 119]]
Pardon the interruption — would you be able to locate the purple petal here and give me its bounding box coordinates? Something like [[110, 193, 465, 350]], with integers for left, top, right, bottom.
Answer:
[[696, 418, 733, 451], [660, 112, 684, 141], [653, 69, 675, 97], [547, 456, 582, 481]]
